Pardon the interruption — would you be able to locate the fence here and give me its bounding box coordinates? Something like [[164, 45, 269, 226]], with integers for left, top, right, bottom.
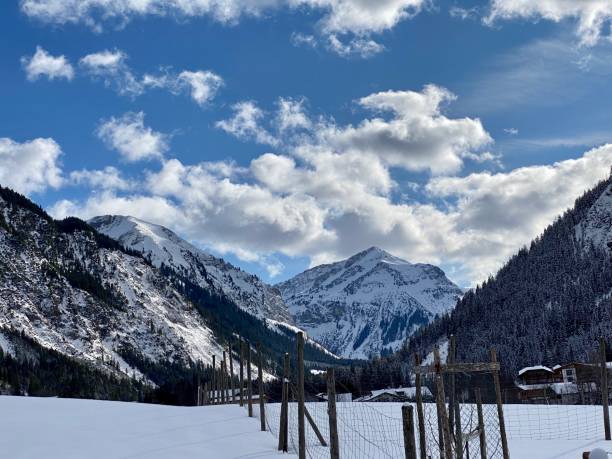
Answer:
[[197, 333, 612, 459]]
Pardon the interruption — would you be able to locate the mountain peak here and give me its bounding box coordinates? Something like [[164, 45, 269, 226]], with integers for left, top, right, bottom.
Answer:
[[89, 214, 292, 323]]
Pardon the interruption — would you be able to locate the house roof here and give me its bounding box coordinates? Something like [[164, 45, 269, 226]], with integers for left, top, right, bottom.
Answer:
[[356, 386, 433, 402], [518, 365, 553, 376]]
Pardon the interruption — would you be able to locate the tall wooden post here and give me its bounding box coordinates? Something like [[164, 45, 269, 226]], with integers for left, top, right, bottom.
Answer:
[[229, 342, 235, 403], [450, 336, 463, 459], [414, 354, 426, 459], [327, 368, 340, 459], [239, 338, 244, 407], [434, 346, 453, 459], [475, 388, 487, 459], [247, 342, 253, 417], [297, 331, 306, 459], [212, 355, 217, 405], [601, 338, 611, 440], [221, 353, 227, 404], [402, 404, 417, 459], [279, 352, 290, 452], [257, 342, 266, 431], [490, 348, 510, 459]]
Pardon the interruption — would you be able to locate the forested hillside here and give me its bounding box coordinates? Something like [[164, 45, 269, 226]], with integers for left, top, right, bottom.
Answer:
[[404, 173, 612, 377]]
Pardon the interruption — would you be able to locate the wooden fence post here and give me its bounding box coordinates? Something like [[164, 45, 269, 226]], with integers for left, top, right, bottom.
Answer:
[[434, 346, 453, 459], [490, 348, 510, 459], [327, 368, 340, 459], [239, 338, 244, 407], [212, 355, 217, 405], [449, 336, 463, 459], [475, 388, 487, 459], [204, 382, 209, 406], [229, 342, 235, 404], [257, 342, 266, 431], [279, 352, 290, 452], [221, 353, 227, 404], [297, 331, 306, 459], [402, 404, 417, 459], [601, 338, 611, 440], [414, 354, 426, 459], [247, 342, 253, 417]]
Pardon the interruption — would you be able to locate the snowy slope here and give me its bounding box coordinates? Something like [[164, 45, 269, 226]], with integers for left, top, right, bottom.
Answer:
[[0, 396, 290, 459], [0, 194, 226, 380], [89, 215, 291, 323], [576, 182, 612, 250], [276, 247, 462, 359]]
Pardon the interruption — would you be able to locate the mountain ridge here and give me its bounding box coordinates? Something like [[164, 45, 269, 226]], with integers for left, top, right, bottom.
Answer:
[[276, 246, 463, 359]]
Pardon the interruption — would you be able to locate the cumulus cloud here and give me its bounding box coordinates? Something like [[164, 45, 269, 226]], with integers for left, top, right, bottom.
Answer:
[[21, 0, 426, 58], [216, 102, 279, 145], [21, 46, 74, 81], [70, 166, 133, 190], [0, 137, 63, 194], [79, 49, 223, 103], [487, 0, 612, 46], [318, 85, 493, 174], [97, 112, 169, 162], [48, 86, 611, 286]]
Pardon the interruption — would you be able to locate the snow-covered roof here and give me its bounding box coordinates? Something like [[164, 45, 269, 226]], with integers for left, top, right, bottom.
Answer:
[[518, 365, 553, 376], [356, 387, 433, 401]]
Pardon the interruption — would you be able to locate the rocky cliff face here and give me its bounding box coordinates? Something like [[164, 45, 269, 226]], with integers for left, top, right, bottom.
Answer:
[[89, 215, 291, 323], [276, 247, 462, 359]]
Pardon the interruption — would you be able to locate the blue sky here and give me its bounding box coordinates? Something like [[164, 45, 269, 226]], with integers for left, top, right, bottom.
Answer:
[[1, 0, 612, 287]]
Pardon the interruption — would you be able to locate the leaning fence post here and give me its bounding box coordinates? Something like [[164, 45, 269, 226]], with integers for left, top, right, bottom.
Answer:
[[434, 346, 453, 459], [600, 338, 611, 440], [475, 388, 487, 459], [327, 368, 340, 459], [414, 354, 426, 459], [239, 338, 244, 407], [297, 331, 306, 459], [257, 342, 266, 431], [279, 352, 290, 452], [229, 342, 236, 404], [247, 342, 253, 417], [402, 404, 417, 459], [490, 348, 510, 459]]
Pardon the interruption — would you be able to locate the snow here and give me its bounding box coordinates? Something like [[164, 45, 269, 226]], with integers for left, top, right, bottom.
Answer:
[[0, 396, 292, 459], [277, 247, 462, 358], [518, 365, 553, 376], [90, 215, 291, 323], [2, 396, 612, 458]]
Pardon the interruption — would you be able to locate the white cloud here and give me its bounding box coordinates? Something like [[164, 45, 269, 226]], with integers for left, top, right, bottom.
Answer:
[[0, 137, 63, 194], [176, 71, 224, 106], [319, 85, 493, 174], [449, 6, 479, 20], [21, 0, 426, 58], [79, 49, 224, 103], [70, 167, 133, 190], [79, 49, 143, 95], [326, 35, 385, 58], [216, 101, 279, 145], [21, 46, 74, 81], [97, 112, 169, 162], [487, 0, 612, 46], [21, 0, 426, 34], [504, 127, 519, 135], [276, 97, 311, 132]]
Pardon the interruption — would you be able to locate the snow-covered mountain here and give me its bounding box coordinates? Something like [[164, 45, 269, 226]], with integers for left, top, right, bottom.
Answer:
[[276, 247, 463, 359], [89, 215, 291, 323], [0, 189, 226, 381], [576, 180, 612, 249]]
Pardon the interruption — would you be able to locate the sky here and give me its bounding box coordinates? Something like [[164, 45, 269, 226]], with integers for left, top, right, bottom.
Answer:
[[1, 0, 612, 287]]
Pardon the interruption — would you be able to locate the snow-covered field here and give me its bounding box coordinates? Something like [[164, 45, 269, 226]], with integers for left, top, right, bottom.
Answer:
[[2, 396, 612, 458], [0, 396, 293, 459]]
